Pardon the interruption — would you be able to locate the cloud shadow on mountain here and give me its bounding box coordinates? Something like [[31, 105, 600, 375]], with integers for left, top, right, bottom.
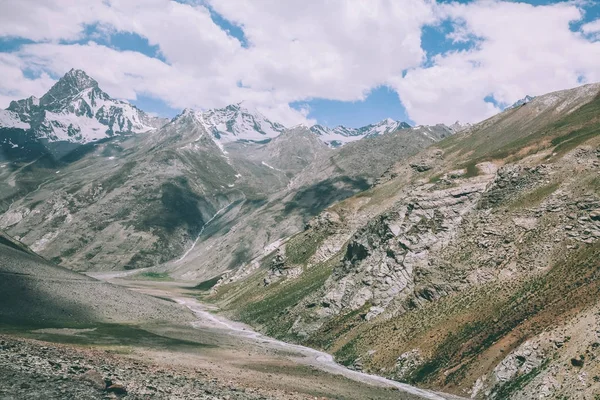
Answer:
[[283, 176, 370, 221]]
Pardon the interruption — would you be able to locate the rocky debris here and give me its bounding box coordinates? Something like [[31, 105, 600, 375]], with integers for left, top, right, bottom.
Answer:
[[304, 211, 342, 232], [0, 208, 30, 228], [471, 308, 600, 399], [513, 217, 538, 231], [264, 250, 293, 285], [79, 370, 106, 390], [270, 250, 286, 274], [106, 383, 127, 395], [394, 349, 423, 380], [409, 162, 432, 172], [375, 167, 399, 185], [478, 165, 548, 209], [0, 335, 272, 400], [216, 260, 261, 289]]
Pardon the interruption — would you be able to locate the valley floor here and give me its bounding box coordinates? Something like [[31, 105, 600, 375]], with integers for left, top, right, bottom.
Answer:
[[0, 275, 462, 400]]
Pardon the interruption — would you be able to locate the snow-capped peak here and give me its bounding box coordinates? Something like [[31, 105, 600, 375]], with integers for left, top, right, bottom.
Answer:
[[194, 103, 287, 143], [507, 95, 535, 110], [310, 118, 411, 147], [1, 68, 165, 143], [448, 121, 471, 133]]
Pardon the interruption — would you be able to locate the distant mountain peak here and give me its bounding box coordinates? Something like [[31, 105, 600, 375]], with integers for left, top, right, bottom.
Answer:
[[64, 68, 98, 89], [508, 95, 535, 110], [196, 104, 286, 143], [1, 68, 165, 143], [449, 121, 471, 133], [309, 118, 411, 147]]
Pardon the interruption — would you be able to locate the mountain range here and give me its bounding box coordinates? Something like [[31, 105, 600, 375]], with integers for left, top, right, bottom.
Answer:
[[2, 69, 600, 400], [0, 69, 451, 272], [0, 69, 424, 152]]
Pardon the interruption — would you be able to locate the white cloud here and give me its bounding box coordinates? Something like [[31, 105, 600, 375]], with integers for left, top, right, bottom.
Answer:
[[0, 53, 55, 106], [0, 0, 113, 42], [582, 19, 600, 34], [0, 0, 436, 125], [1, 0, 600, 127], [393, 1, 600, 125], [208, 0, 434, 102]]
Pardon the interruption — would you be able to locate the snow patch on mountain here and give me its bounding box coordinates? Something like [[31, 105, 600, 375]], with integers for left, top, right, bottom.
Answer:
[[0, 110, 30, 130], [172, 104, 415, 149], [198, 103, 286, 143], [448, 121, 471, 133], [311, 118, 411, 147]]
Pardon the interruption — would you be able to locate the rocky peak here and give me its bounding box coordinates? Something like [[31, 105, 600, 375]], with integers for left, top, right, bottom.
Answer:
[[197, 103, 287, 143], [310, 118, 412, 147], [1, 68, 163, 143], [448, 121, 471, 133], [508, 95, 535, 110], [40, 69, 100, 109], [7, 96, 40, 122]]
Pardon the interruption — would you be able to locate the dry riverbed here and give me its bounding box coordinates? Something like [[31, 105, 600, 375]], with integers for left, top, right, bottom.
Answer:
[[1, 276, 461, 399]]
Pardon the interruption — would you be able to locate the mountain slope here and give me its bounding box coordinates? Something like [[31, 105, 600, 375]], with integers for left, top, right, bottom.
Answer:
[[0, 230, 193, 326], [0, 108, 447, 273], [0, 69, 450, 274], [207, 82, 600, 399]]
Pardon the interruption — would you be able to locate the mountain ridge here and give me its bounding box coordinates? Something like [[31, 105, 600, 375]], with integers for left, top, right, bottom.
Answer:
[[1, 69, 419, 149]]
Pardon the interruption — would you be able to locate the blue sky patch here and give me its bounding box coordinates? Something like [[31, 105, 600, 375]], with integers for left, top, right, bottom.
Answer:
[[204, 4, 248, 48], [292, 86, 413, 128], [130, 95, 181, 118]]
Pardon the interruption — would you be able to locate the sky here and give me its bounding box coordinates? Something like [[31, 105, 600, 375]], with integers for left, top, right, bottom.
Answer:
[[0, 0, 600, 128]]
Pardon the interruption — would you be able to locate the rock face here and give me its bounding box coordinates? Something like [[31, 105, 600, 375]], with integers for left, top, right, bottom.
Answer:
[[291, 178, 492, 336], [194, 103, 287, 143]]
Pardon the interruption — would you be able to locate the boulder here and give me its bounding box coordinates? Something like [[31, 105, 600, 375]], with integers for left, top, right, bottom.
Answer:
[[409, 162, 432, 172], [106, 384, 127, 395], [79, 370, 106, 390]]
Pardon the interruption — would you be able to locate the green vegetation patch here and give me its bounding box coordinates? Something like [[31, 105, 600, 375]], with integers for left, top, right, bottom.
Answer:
[[508, 181, 560, 210], [493, 359, 550, 399], [285, 231, 327, 266], [236, 262, 334, 339], [136, 271, 173, 281], [462, 161, 481, 178], [193, 275, 222, 291], [409, 241, 600, 385], [549, 126, 600, 158]]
